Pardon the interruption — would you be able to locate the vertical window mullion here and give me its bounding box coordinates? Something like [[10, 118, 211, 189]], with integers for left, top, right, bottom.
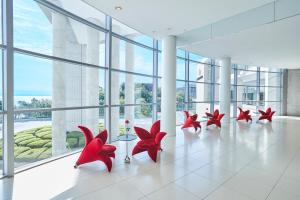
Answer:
[[256, 67, 261, 113], [184, 51, 189, 111], [233, 64, 238, 118], [3, 0, 14, 176], [152, 39, 158, 122], [105, 16, 112, 143], [210, 60, 215, 113]]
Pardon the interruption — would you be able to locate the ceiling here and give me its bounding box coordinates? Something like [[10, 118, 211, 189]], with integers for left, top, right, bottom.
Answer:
[[83, 0, 273, 38], [186, 15, 300, 69], [82, 0, 300, 69]]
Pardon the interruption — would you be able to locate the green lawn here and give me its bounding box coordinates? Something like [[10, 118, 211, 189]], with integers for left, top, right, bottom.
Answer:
[[0, 123, 125, 162]]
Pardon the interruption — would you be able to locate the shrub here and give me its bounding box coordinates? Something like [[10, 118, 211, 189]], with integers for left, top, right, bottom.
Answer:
[[41, 133, 52, 140], [15, 146, 31, 157], [15, 128, 37, 136], [67, 138, 78, 148], [18, 138, 40, 146], [27, 140, 51, 148], [36, 130, 51, 139], [79, 137, 85, 147], [38, 126, 51, 131], [15, 135, 35, 144], [15, 133, 34, 140], [16, 148, 48, 162], [67, 131, 83, 138], [43, 141, 52, 148], [38, 148, 52, 159]]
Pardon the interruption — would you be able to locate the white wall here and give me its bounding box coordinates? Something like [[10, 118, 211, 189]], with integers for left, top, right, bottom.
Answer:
[[287, 69, 300, 116]]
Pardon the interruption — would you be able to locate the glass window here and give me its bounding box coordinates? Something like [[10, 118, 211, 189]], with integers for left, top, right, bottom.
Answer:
[[189, 53, 210, 63], [112, 19, 153, 47], [0, 115, 3, 174], [158, 41, 162, 51], [0, 50, 2, 111], [215, 66, 221, 84], [260, 67, 280, 73], [189, 82, 211, 102], [0, 0, 2, 44], [176, 81, 185, 104], [176, 49, 185, 58], [157, 78, 161, 105], [47, 0, 106, 27], [176, 103, 185, 125], [237, 65, 257, 71], [237, 86, 257, 102], [111, 71, 153, 105], [176, 58, 185, 80], [237, 102, 258, 115], [14, 108, 104, 168], [14, 0, 106, 66], [111, 37, 153, 75], [260, 72, 281, 87], [259, 87, 281, 102], [188, 103, 210, 120], [189, 61, 212, 83], [14, 53, 105, 109], [215, 84, 220, 102], [110, 105, 153, 141], [237, 70, 257, 86], [158, 52, 162, 77]]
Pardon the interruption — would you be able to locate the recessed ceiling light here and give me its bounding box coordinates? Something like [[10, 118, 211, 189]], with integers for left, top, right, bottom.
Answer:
[[115, 6, 122, 10]]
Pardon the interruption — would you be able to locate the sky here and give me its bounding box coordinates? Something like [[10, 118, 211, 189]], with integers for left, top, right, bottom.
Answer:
[[12, 0, 188, 97]]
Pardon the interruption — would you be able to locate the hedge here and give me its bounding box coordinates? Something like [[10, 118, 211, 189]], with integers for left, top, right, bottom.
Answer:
[[0, 122, 125, 162]]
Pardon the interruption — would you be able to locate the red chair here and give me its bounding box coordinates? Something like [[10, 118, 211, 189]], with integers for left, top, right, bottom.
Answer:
[[236, 107, 252, 122], [132, 120, 167, 162], [206, 109, 225, 128], [258, 107, 275, 122], [181, 111, 201, 132], [74, 126, 116, 172]]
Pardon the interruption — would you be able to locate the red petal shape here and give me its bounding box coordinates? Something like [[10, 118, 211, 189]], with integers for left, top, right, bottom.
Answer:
[[75, 127, 116, 172], [95, 129, 108, 144], [134, 127, 152, 140], [150, 120, 160, 138], [78, 126, 94, 146]]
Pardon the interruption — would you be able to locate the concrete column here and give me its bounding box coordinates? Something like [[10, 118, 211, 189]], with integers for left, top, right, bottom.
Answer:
[[264, 71, 281, 114], [161, 36, 176, 135], [282, 69, 288, 115], [111, 26, 120, 137], [83, 18, 100, 135], [52, 10, 68, 156], [196, 60, 210, 114], [125, 36, 135, 131], [219, 57, 231, 124]]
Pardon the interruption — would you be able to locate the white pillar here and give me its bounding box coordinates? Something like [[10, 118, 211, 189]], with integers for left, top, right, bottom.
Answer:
[[219, 57, 231, 124], [84, 18, 100, 135], [111, 28, 120, 137], [125, 36, 135, 131], [161, 36, 176, 135], [52, 10, 68, 156]]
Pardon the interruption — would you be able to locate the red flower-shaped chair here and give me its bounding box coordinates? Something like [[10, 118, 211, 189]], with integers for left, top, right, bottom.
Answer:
[[236, 107, 252, 122], [181, 111, 201, 132], [132, 120, 167, 162], [206, 109, 225, 128], [74, 126, 116, 172], [257, 107, 275, 122]]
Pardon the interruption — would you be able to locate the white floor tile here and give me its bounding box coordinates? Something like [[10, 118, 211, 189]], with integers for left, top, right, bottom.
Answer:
[[146, 183, 199, 200], [1, 118, 300, 200]]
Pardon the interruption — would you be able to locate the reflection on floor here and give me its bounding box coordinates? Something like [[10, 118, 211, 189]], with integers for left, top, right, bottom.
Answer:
[[1, 117, 300, 200]]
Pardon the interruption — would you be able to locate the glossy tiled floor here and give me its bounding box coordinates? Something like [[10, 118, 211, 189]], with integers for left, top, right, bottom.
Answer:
[[1, 117, 300, 200]]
